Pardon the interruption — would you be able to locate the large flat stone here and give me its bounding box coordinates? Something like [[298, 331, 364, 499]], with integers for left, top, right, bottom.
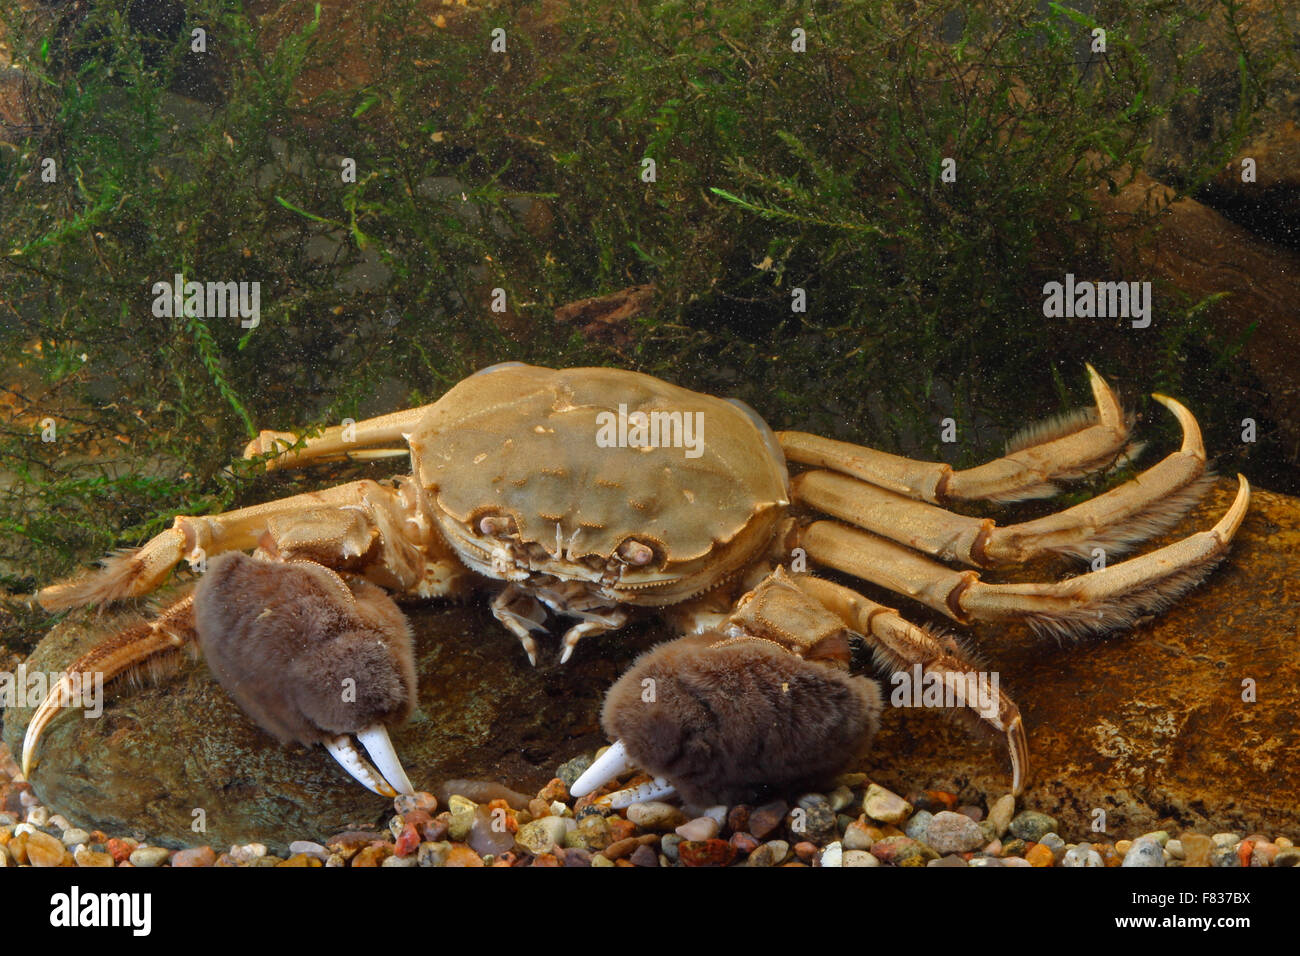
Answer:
[[862, 478, 1298, 838], [3, 599, 660, 852], [6, 481, 1294, 846]]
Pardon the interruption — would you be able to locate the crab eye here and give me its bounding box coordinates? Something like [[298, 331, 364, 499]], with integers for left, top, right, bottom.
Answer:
[[478, 513, 518, 536], [617, 538, 657, 566]]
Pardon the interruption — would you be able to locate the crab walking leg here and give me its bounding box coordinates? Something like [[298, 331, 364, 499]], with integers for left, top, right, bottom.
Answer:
[[36, 477, 462, 611], [533, 584, 631, 664], [792, 395, 1210, 567], [557, 612, 627, 665], [779, 364, 1128, 504], [794, 474, 1250, 638], [791, 574, 1028, 793], [241, 405, 431, 471], [491, 585, 549, 666], [22, 595, 196, 776]]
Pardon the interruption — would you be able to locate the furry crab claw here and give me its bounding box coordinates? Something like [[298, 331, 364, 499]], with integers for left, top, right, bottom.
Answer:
[[193, 552, 418, 796], [571, 632, 883, 808]]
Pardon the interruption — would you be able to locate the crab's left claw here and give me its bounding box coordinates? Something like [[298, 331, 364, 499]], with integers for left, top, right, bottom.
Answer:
[[570, 739, 679, 807], [572, 634, 882, 808], [194, 551, 418, 796]]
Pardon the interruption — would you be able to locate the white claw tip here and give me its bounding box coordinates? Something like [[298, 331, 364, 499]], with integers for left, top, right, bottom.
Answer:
[[324, 734, 402, 797], [570, 739, 632, 798], [605, 777, 677, 809], [357, 724, 415, 796]]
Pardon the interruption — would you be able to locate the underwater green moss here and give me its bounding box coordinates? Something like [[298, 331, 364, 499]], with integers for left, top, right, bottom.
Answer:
[[0, 0, 1291, 649]]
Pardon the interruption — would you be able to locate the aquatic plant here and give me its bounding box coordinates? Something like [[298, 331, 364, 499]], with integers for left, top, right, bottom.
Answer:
[[0, 0, 1290, 650]]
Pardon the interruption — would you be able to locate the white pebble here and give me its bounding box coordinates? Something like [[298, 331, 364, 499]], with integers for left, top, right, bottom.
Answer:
[[26, 806, 49, 827], [702, 805, 729, 828], [828, 787, 855, 812], [288, 841, 329, 861], [1062, 845, 1104, 867], [819, 841, 843, 868], [48, 814, 72, 832], [675, 817, 720, 842], [229, 842, 267, 863], [842, 849, 880, 867], [61, 828, 91, 847]]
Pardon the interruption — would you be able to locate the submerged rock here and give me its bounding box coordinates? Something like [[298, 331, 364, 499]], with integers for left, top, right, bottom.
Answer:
[[4, 601, 661, 852], [5, 480, 1295, 851], [860, 479, 1300, 838]]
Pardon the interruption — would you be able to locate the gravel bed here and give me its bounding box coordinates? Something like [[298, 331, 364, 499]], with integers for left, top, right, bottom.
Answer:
[[1, 742, 1294, 868]]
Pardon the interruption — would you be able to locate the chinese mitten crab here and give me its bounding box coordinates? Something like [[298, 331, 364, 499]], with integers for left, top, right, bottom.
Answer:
[[24, 363, 1249, 807]]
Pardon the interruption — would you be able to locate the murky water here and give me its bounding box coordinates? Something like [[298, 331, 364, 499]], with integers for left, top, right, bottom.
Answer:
[[1, 0, 1296, 860]]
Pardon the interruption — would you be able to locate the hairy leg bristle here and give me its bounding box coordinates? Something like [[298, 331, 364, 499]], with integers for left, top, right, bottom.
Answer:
[[1046, 472, 1216, 562], [1004, 406, 1098, 456], [986, 407, 1138, 504], [38, 548, 153, 611], [1025, 557, 1224, 644]]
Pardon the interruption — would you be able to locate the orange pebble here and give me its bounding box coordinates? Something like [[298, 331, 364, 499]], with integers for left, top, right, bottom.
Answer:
[[394, 824, 421, 857], [444, 845, 484, 867], [105, 838, 135, 864], [926, 790, 958, 811], [1026, 843, 1055, 867], [608, 817, 637, 842]]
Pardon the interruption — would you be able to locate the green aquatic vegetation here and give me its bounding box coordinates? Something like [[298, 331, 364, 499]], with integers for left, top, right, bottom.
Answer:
[[0, 0, 1289, 649]]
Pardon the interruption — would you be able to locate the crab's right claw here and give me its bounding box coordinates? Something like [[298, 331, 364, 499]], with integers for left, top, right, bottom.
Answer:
[[194, 551, 419, 796], [324, 725, 414, 797]]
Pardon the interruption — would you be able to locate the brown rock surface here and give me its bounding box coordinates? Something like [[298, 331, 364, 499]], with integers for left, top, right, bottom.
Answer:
[[863, 477, 1298, 838], [3, 599, 660, 851], [1095, 168, 1300, 467], [5, 481, 1295, 846]]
